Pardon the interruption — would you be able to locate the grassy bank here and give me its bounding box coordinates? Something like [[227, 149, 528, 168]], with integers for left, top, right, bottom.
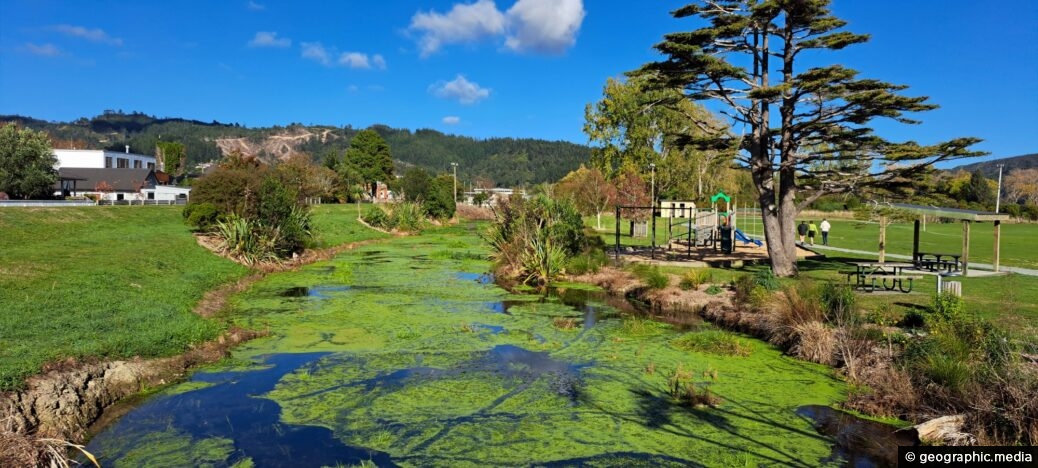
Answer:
[[0, 204, 385, 392]]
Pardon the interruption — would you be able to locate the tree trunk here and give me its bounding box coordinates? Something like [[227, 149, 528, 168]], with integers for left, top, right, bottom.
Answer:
[[596, 212, 602, 230]]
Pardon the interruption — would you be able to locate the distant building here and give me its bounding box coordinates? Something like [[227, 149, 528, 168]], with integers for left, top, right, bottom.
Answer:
[[54, 147, 156, 170], [55, 167, 189, 202], [463, 187, 526, 207]]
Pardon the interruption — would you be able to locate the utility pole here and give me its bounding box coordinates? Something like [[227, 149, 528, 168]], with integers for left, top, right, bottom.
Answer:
[[451, 162, 459, 201], [995, 163, 1004, 213], [649, 163, 656, 207]]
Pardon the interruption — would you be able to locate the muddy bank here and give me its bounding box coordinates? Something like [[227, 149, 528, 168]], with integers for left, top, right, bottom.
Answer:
[[0, 238, 386, 464]]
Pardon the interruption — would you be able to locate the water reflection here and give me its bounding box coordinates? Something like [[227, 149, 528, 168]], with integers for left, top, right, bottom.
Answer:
[[87, 353, 396, 467]]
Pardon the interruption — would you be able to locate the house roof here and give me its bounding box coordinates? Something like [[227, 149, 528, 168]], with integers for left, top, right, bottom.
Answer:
[[56, 168, 156, 192]]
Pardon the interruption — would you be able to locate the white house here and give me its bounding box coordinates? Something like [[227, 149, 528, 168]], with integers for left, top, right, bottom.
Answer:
[[140, 185, 192, 202], [54, 147, 156, 170]]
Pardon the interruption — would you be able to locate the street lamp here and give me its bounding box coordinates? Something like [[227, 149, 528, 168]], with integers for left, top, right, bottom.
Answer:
[[648, 163, 656, 207], [450, 162, 459, 202]]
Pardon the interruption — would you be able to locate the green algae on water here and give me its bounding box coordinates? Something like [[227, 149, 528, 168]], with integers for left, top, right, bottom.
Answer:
[[88, 226, 852, 467]]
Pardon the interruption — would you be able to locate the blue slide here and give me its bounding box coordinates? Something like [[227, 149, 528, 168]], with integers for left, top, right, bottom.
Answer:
[[734, 228, 763, 247]]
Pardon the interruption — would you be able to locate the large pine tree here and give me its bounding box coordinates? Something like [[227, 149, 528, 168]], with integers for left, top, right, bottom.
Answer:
[[640, 0, 983, 276], [344, 129, 394, 197]]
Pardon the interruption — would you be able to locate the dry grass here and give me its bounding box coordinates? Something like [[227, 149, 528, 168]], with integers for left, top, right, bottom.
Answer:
[[789, 321, 837, 365], [455, 204, 495, 221], [552, 317, 579, 331], [0, 425, 99, 468]]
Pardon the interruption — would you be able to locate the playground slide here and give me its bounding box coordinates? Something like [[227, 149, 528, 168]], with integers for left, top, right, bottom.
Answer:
[[734, 228, 763, 247]]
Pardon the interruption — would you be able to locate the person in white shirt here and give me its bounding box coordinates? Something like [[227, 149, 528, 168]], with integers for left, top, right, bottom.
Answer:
[[820, 218, 831, 246]]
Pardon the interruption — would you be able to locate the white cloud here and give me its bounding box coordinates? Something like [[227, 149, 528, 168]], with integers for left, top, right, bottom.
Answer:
[[371, 54, 387, 70], [504, 0, 585, 54], [429, 75, 490, 105], [442, 116, 461, 125], [347, 84, 360, 93], [303, 43, 385, 70], [25, 43, 61, 56], [301, 42, 331, 65], [52, 24, 123, 46], [409, 0, 506, 57], [247, 1, 265, 10], [248, 31, 291, 48]]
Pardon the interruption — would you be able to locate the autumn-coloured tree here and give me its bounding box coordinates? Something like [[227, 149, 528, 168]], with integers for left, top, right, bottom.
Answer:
[[614, 166, 650, 222], [1004, 168, 1038, 206], [93, 181, 114, 204], [556, 165, 617, 229]]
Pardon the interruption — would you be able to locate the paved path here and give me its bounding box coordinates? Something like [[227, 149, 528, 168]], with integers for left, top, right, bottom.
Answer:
[[805, 244, 1038, 277]]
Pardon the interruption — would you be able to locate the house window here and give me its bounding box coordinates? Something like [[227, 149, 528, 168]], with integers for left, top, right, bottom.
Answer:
[[105, 157, 113, 168], [133, 160, 142, 168], [147, 192, 155, 200], [116, 193, 124, 201], [117, 158, 129, 168], [147, 162, 155, 169]]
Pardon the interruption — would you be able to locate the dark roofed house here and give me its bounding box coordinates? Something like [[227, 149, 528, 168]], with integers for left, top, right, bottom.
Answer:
[[56, 168, 157, 201]]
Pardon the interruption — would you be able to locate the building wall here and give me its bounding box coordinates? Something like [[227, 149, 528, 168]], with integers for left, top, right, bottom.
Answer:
[[54, 149, 156, 169]]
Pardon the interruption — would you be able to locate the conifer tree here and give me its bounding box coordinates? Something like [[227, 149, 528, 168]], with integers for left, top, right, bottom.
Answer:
[[640, 0, 983, 276]]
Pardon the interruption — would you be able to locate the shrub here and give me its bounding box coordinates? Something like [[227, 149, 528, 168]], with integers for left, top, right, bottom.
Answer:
[[667, 365, 722, 408], [679, 269, 711, 290], [362, 205, 392, 230], [183, 202, 221, 231], [930, 292, 966, 323], [639, 267, 670, 290], [565, 248, 609, 275], [483, 195, 588, 285], [819, 281, 856, 324], [392, 202, 426, 233], [705, 285, 723, 295], [752, 268, 780, 291]]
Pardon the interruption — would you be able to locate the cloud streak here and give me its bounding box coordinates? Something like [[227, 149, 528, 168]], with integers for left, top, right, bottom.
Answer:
[[25, 43, 61, 56], [301, 42, 386, 69], [429, 75, 490, 104], [248, 31, 291, 48], [52, 24, 123, 46], [442, 116, 461, 125], [408, 0, 585, 56]]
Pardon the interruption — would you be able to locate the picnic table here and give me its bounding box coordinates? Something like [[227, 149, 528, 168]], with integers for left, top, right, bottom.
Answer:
[[914, 252, 961, 273], [843, 261, 921, 293]]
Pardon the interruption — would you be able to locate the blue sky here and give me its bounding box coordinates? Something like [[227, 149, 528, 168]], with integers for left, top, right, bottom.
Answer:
[[1, 1, 1035, 165]]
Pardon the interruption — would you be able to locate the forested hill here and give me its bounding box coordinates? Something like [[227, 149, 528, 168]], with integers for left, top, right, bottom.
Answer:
[[947, 153, 1038, 178], [1, 112, 592, 187]]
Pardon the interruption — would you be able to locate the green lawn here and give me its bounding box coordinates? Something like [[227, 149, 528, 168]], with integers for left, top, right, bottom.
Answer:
[[0, 203, 384, 391], [309, 203, 388, 248], [821, 219, 1037, 270], [592, 212, 1038, 332], [588, 213, 1036, 270]]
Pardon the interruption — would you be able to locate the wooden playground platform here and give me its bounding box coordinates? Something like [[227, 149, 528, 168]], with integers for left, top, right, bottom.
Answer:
[[618, 239, 818, 268]]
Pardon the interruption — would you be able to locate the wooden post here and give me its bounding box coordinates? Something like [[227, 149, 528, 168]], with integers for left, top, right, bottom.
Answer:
[[615, 205, 621, 261], [913, 219, 921, 264], [878, 215, 887, 262], [961, 220, 971, 275], [651, 204, 656, 260], [993, 220, 1001, 273]]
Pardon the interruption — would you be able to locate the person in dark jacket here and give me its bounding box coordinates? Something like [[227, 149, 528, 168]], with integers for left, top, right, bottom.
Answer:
[[797, 220, 808, 244]]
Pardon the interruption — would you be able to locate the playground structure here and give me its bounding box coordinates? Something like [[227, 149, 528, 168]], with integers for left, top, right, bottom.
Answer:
[[613, 191, 766, 263]]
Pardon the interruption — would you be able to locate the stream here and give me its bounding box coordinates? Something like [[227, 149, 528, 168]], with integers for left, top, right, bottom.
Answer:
[[86, 225, 902, 467]]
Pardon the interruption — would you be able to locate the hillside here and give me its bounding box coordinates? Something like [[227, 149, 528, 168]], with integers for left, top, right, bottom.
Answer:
[[946, 153, 1038, 177], [1, 112, 592, 187]]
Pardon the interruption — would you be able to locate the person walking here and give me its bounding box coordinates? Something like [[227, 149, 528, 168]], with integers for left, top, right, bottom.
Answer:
[[820, 218, 831, 246], [807, 221, 818, 245], [797, 220, 808, 244]]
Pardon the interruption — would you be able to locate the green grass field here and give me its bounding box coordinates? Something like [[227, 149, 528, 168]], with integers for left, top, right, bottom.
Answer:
[[0, 204, 386, 391], [586, 212, 1038, 331], [588, 213, 1037, 270]]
